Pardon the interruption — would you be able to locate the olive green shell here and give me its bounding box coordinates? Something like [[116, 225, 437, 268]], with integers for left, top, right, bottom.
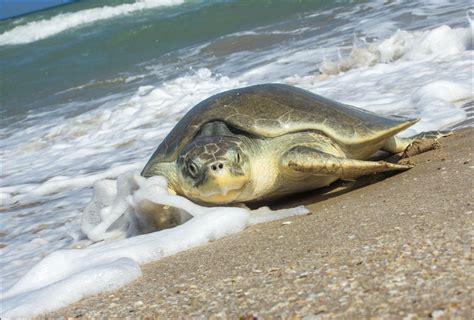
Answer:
[[145, 83, 415, 165]]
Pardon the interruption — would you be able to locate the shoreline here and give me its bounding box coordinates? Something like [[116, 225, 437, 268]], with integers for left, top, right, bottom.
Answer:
[[46, 129, 472, 318]]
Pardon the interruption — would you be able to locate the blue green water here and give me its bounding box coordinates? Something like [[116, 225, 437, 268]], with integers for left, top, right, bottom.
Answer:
[[0, 0, 340, 124], [2, 0, 469, 127]]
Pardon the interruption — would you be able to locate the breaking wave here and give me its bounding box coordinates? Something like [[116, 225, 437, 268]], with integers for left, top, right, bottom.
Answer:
[[0, 0, 184, 46], [319, 14, 473, 76]]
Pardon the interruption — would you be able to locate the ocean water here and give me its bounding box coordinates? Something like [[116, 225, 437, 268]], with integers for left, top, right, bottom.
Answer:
[[1, 0, 473, 315]]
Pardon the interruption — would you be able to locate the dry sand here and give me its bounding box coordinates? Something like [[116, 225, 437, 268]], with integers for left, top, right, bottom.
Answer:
[[47, 129, 472, 319]]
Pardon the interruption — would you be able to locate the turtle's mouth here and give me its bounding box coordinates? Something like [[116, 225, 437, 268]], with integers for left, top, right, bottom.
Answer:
[[185, 173, 250, 205], [191, 186, 245, 204]]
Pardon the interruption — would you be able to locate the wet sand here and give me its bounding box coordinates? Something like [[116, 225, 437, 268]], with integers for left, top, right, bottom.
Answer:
[[46, 129, 472, 318]]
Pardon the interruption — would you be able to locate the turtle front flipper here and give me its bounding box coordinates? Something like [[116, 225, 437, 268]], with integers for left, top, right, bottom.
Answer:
[[281, 146, 412, 179], [382, 131, 452, 156]]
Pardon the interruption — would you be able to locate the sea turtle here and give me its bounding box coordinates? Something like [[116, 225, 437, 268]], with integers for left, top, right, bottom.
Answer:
[[141, 83, 446, 205]]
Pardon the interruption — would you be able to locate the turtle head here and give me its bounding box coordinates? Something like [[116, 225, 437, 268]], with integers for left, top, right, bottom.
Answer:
[[176, 136, 251, 204]]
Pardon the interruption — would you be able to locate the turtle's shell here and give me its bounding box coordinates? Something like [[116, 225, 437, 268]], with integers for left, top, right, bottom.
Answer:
[[147, 84, 416, 163]]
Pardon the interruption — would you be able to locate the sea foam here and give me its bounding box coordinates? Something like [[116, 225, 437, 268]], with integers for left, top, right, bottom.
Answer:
[[319, 22, 473, 76], [1, 173, 308, 317]]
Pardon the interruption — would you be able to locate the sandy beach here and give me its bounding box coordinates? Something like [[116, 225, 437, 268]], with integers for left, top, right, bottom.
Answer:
[[44, 128, 473, 318]]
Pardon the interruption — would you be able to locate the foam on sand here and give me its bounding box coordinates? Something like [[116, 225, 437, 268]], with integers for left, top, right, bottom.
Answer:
[[0, 0, 184, 46], [1, 172, 308, 317]]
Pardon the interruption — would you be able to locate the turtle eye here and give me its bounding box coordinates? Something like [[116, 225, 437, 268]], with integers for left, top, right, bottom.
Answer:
[[236, 152, 241, 163], [187, 162, 199, 178]]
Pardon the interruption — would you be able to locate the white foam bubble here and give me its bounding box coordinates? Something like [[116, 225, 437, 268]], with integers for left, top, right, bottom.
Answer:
[[320, 22, 473, 76], [2, 258, 142, 317], [1, 172, 308, 317], [0, 0, 184, 46], [2, 163, 142, 208]]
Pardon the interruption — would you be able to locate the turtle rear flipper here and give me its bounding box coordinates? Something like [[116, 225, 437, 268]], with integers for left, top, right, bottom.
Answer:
[[382, 131, 452, 156], [281, 146, 411, 179]]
